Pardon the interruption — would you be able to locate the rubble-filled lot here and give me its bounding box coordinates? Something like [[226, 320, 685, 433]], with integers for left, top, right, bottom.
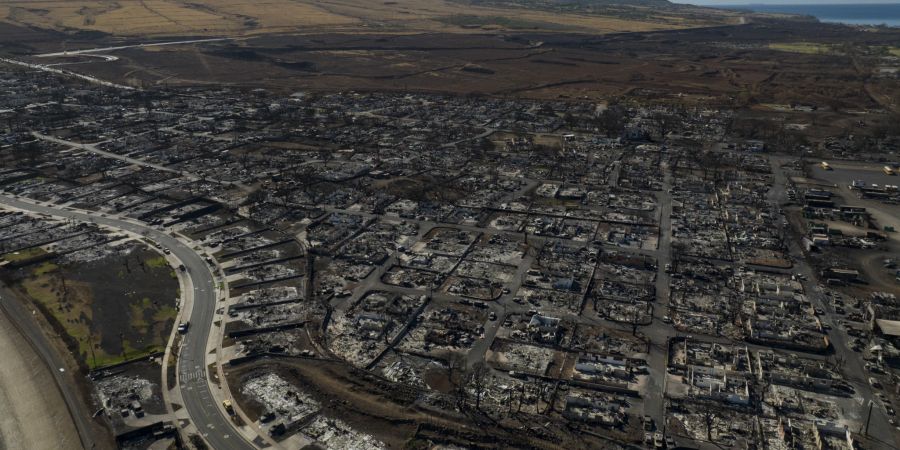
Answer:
[[486, 339, 560, 376], [92, 357, 170, 429], [327, 291, 427, 367], [396, 302, 488, 357]]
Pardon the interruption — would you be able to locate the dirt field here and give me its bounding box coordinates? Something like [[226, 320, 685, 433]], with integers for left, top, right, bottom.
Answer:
[[28, 22, 897, 117], [2, 2, 896, 117], [5, 244, 179, 368], [0, 0, 740, 37]]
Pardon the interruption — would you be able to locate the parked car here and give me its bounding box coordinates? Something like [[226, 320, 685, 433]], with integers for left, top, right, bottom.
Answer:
[[869, 377, 882, 389]]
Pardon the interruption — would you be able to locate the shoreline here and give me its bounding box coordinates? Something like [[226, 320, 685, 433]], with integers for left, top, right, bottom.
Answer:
[[0, 292, 82, 450], [713, 3, 900, 28]]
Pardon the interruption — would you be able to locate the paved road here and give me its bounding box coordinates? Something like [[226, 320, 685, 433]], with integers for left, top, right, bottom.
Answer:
[[32, 132, 186, 176], [465, 246, 538, 368], [0, 57, 135, 90], [34, 38, 231, 58], [0, 284, 85, 450], [0, 195, 254, 450], [31, 132, 252, 193], [643, 164, 674, 428]]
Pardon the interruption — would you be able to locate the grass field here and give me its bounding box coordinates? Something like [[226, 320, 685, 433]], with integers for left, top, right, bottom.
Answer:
[[0, 0, 356, 36], [14, 245, 178, 369], [769, 42, 900, 60], [0, 246, 46, 263], [438, 14, 565, 30], [768, 42, 836, 55], [21, 262, 99, 362], [0, 0, 736, 37], [145, 255, 169, 268]]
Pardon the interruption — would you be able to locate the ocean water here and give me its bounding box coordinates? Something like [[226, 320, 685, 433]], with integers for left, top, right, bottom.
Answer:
[[717, 3, 900, 27]]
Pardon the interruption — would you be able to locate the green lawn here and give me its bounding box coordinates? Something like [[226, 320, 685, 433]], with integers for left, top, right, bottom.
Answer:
[[1, 247, 47, 263], [20, 253, 178, 369], [768, 42, 834, 55], [145, 255, 170, 268]]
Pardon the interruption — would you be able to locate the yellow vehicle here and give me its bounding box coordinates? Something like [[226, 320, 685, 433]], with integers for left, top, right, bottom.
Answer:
[[223, 399, 235, 415], [820, 161, 832, 170]]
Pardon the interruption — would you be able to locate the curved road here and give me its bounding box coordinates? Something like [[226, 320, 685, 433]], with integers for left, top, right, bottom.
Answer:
[[0, 283, 87, 450], [0, 195, 254, 450]]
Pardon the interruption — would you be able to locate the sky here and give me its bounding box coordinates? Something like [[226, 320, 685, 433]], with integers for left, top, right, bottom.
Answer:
[[670, 0, 900, 4]]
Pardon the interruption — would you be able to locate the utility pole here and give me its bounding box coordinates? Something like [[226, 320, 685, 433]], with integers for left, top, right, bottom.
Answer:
[[632, 306, 638, 336], [88, 334, 97, 369], [864, 399, 874, 436]]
